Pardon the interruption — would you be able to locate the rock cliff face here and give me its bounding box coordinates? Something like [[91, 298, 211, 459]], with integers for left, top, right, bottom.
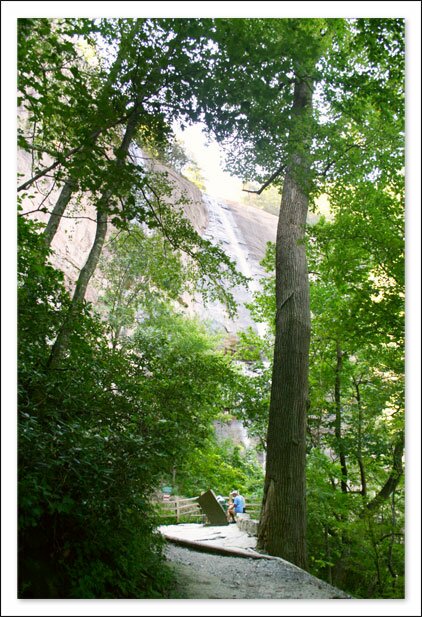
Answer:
[[19, 148, 277, 330]]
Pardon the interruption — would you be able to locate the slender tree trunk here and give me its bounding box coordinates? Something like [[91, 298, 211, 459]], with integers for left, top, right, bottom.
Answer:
[[257, 77, 312, 570], [43, 178, 76, 247], [324, 525, 333, 585], [353, 376, 367, 496], [335, 342, 348, 493], [387, 490, 397, 586], [47, 106, 141, 370], [47, 207, 108, 370]]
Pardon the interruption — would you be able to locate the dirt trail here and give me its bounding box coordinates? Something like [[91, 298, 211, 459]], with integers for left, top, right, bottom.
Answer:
[[160, 524, 351, 600]]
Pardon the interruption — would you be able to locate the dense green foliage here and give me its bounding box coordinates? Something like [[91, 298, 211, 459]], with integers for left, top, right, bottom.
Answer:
[[18, 218, 244, 597], [167, 435, 264, 501], [19, 217, 167, 597]]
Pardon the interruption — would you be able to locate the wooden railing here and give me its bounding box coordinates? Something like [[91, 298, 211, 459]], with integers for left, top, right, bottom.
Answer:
[[155, 495, 262, 523], [245, 502, 261, 519], [155, 496, 204, 523]]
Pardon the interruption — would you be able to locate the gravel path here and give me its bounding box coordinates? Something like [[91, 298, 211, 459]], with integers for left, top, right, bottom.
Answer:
[[161, 524, 350, 600]]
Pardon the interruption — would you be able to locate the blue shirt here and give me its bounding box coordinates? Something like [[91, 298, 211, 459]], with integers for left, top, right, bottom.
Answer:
[[233, 495, 245, 513]]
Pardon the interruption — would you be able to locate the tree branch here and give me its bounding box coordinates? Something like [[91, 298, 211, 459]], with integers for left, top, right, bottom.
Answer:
[[363, 432, 404, 516], [242, 164, 286, 195], [19, 209, 97, 223], [321, 143, 361, 178], [375, 532, 404, 545]]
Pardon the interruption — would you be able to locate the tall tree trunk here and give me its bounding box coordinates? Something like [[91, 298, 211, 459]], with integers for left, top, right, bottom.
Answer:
[[335, 342, 348, 493], [257, 77, 312, 570], [47, 106, 141, 370]]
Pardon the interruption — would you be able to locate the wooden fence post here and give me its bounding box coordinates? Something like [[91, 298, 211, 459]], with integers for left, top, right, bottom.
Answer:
[[176, 498, 180, 523]]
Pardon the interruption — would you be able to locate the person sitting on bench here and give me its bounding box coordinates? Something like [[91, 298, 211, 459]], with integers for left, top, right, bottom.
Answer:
[[227, 490, 245, 522]]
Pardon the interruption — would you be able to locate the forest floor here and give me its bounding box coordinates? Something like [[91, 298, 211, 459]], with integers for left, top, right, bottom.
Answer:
[[160, 523, 351, 600]]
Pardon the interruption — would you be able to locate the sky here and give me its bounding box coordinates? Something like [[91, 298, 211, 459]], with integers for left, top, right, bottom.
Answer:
[[2, 2, 421, 617], [174, 122, 244, 201]]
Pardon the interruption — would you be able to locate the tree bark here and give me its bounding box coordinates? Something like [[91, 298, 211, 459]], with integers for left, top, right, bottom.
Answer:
[[257, 77, 312, 570], [335, 342, 348, 493]]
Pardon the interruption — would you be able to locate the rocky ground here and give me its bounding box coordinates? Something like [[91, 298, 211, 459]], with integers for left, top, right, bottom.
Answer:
[[160, 523, 351, 600]]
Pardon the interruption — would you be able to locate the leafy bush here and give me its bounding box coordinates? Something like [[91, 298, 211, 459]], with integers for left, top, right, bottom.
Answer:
[[172, 434, 264, 500]]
